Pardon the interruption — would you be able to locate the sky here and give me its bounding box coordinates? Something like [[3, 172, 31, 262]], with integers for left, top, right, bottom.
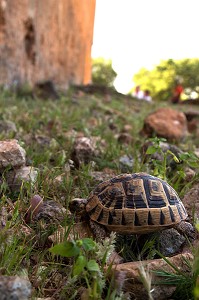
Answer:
[[91, 0, 199, 94]]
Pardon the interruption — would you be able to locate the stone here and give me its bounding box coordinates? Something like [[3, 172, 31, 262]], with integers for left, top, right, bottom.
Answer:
[[110, 252, 193, 300], [117, 132, 133, 144], [90, 170, 116, 183], [158, 228, 186, 256], [6, 166, 38, 192], [184, 110, 199, 120], [0, 120, 17, 136], [35, 200, 67, 225], [71, 136, 103, 167], [64, 129, 84, 140], [0, 0, 96, 88], [184, 167, 196, 181], [0, 275, 32, 300], [0, 139, 26, 169], [187, 119, 199, 133], [122, 124, 133, 132], [182, 183, 199, 223], [34, 135, 53, 147], [142, 107, 188, 141], [175, 221, 197, 240], [0, 206, 7, 229], [195, 149, 199, 158], [119, 155, 134, 172], [52, 174, 65, 188]]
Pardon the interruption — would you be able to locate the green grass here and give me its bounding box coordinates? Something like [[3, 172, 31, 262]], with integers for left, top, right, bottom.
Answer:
[[0, 86, 199, 299]]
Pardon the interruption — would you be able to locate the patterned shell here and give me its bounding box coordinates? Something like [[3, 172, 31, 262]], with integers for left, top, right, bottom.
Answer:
[[86, 173, 188, 234]]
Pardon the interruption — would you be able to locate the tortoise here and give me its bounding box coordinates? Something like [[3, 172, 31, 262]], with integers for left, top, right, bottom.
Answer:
[[85, 172, 189, 236]]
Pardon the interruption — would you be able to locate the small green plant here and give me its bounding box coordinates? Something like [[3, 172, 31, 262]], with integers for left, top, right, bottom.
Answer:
[[145, 137, 180, 180], [153, 252, 196, 300], [138, 263, 154, 300], [49, 232, 126, 299], [178, 151, 199, 169]]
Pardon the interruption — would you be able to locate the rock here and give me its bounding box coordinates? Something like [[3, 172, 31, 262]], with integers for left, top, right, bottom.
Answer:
[[34, 135, 53, 147], [110, 252, 193, 300], [187, 118, 199, 133], [90, 170, 116, 183], [175, 221, 197, 240], [64, 129, 84, 140], [87, 117, 99, 128], [184, 167, 196, 181], [195, 149, 199, 158], [0, 120, 17, 136], [119, 155, 134, 172], [122, 124, 133, 132], [71, 136, 103, 167], [35, 200, 67, 224], [53, 174, 66, 188], [6, 166, 38, 192], [117, 132, 133, 144], [0, 206, 7, 229], [108, 119, 118, 131], [158, 228, 186, 256], [0, 275, 32, 300], [184, 110, 199, 132], [182, 183, 199, 223], [21, 134, 59, 150], [142, 107, 188, 141], [0, 139, 26, 169], [195, 127, 199, 138], [184, 110, 199, 121]]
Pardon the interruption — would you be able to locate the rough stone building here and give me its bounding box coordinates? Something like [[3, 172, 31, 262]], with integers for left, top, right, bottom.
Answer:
[[0, 0, 96, 89]]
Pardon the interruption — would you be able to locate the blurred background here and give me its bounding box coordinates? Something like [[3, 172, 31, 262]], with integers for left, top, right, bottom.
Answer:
[[1, 0, 199, 102], [92, 0, 199, 94]]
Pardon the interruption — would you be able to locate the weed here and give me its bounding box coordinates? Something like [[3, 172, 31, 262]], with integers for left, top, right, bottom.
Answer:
[[50, 232, 126, 299]]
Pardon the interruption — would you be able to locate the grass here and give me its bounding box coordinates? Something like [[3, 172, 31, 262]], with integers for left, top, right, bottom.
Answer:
[[0, 86, 199, 299]]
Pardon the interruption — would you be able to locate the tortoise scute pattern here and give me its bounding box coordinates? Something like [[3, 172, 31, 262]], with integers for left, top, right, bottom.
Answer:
[[86, 173, 188, 234]]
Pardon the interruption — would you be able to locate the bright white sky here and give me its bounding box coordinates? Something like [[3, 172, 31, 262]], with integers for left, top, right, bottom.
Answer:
[[91, 0, 199, 94]]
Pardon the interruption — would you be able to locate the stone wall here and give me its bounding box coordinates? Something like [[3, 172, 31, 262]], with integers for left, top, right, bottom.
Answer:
[[0, 0, 96, 89]]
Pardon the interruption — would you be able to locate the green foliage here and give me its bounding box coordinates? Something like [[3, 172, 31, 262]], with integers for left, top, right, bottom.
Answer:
[[92, 57, 117, 88], [154, 246, 199, 300], [145, 137, 180, 180], [132, 58, 199, 101], [50, 237, 104, 299], [50, 233, 125, 299]]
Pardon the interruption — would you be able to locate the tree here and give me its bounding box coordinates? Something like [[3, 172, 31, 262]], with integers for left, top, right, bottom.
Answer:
[[92, 57, 117, 88], [132, 58, 199, 101]]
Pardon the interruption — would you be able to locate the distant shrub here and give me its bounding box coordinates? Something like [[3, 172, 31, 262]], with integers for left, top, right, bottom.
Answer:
[[92, 57, 117, 88]]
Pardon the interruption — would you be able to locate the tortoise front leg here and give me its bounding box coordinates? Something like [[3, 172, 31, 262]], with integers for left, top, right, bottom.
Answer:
[[89, 220, 108, 241]]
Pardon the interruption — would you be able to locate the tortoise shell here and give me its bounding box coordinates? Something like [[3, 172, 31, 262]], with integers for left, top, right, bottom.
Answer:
[[86, 173, 188, 234]]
